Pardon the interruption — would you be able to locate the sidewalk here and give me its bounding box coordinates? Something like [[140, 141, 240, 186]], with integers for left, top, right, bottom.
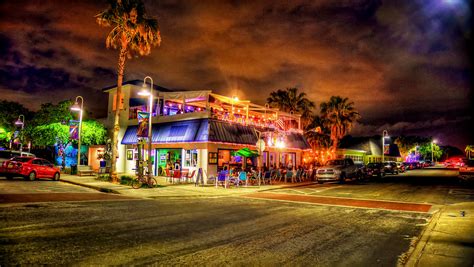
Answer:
[[404, 202, 474, 267], [59, 174, 310, 199]]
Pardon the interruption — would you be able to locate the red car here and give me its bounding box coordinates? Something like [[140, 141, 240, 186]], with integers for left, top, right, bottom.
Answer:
[[1, 157, 60, 181]]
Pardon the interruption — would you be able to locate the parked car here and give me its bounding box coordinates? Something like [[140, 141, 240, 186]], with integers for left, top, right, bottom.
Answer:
[[396, 162, 405, 173], [403, 162, 418, 170], [316, 158, 360, 184], [459, 159, 474, 182], [1, 157, 60, 181], [383, 161, 399, 175], [0, 150, 35, 166], [364, 163, 385, 178]]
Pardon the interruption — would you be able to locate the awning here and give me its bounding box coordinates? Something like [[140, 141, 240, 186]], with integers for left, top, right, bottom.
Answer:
[[236, 148, 259, 157], [121, 118, 311, 149], [121, 119, 208, 144]]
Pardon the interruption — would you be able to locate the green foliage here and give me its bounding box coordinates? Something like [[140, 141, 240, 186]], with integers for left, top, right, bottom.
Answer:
[[0, 100, 31, 147], [30, 123, 69, 146], [97, 173, 112, 182], [30, 100, 74, 127], [320, 96, 360, 150], [418, 143, 442, 161], [267, 87, 315, 125], [394, 135, 431, 158], [80, 120, 107, 146], [29, 120, 107, 146], [120, 175, 135, 185]]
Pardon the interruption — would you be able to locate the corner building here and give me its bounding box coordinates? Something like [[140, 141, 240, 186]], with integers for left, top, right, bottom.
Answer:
[[104, 80, 310, 183]]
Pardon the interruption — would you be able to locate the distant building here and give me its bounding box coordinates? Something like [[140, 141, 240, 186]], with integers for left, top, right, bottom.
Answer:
[[336, 136, 402, 164], [103, 80, 310, 181]]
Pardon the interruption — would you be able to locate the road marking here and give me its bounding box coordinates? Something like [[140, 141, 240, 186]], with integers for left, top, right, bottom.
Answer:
[[243, 192, 432, 213]]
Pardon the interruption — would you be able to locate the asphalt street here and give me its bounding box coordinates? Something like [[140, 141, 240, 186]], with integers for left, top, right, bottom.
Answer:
[[0, 168, 472, 266]]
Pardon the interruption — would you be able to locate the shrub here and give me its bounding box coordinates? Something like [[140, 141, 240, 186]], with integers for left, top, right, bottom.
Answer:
[[120, 175, 135, 186]]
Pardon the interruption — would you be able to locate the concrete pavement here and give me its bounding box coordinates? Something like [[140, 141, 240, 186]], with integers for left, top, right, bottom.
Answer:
[[58, 173, 473, 266]]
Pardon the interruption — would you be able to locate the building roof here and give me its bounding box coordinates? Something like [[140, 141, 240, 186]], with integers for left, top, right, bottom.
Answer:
[[339, 136, 401, 157], [121, 118, 310, 149], [102, 80, 175, 92]]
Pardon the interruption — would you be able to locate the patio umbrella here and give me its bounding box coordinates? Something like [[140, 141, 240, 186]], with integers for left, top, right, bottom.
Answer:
[[236, 147, 259, 157]]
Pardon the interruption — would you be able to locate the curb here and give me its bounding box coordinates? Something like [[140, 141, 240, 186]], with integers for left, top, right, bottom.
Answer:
[[400, 208, 442, 267], [60, 179, 121, 194]]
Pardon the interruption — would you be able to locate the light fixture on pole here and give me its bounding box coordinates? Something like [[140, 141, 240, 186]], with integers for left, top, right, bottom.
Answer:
[[382, 130, 389, 163], [71, 96, 84, 166], [15, 115, 25, 152], [139, 76, 154, 181], [431, 139, 437, 163], [231, 95, 238, 118]]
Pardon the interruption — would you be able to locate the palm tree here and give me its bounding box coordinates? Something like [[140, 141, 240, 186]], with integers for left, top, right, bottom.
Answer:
[[267, 87, 315, 127], [320, 96, 360, 152], [96, 0, 161, 181]]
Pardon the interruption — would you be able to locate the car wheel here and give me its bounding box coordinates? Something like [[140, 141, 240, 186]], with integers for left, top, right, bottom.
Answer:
[[27, 172, 36, 181], [339, 173, 346, 184], [53, 172, 60, 181], [6, 175, 13, 180], [317, 179, 323, 184]]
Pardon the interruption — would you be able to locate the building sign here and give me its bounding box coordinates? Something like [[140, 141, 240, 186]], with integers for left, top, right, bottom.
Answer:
[[69, 120, 79, 140], [384, 144, 390, 155], [137, 111, 149, 138], [208, 152, 218, 164]]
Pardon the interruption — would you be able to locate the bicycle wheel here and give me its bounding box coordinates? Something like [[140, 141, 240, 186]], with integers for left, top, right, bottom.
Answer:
[[147, 177, 158, 188], [131, 179, 142, 189]]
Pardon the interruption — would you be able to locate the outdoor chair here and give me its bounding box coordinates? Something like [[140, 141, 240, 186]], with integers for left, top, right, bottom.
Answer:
[[238, 171, 248, 187], [217, 171, 228, 188], [182, 170, 195, 183], [262, 171, 272, 185], [285, 171, 294, 183], [294, 169, 302, 183], [273, 169, 282, 182], [171, 170, 182, 183]]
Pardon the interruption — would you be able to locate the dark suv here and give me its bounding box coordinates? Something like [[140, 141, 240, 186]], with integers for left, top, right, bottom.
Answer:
[[383, 161, 399, 175], [364, 163, 385, 178]]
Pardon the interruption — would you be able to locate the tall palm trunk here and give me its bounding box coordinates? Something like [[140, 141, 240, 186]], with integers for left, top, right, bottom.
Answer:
[[111, 46, 127, 182]]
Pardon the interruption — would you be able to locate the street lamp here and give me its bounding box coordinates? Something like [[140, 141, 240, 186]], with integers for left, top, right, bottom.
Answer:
[[431, 139, 437, 163], [138, 76, 154, 180], [382, 130, 389, 163], [15, 115, 25, 152], [71, 96, 84, 166]]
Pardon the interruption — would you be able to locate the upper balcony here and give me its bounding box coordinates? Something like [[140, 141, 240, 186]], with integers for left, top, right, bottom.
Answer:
[[104, 81, 302, 132]]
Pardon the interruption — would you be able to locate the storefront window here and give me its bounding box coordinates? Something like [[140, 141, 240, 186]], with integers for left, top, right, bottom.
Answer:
[[280, 152, 296, 169], [218, 149, 242, 171], [184, 149, 198, 167]]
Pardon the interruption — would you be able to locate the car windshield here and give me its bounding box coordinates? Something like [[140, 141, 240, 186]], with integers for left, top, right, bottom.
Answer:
[[465, 160, 474, 167], [367, 163, 379, 168], [11, 157, 32, 162], [327, 159, 345, 166]]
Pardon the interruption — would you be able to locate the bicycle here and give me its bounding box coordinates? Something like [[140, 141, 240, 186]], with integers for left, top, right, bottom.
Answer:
[[132, 168, 158, 189]]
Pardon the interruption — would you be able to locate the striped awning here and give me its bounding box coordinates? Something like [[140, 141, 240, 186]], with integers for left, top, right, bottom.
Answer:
[[121, 118, 310, 149]]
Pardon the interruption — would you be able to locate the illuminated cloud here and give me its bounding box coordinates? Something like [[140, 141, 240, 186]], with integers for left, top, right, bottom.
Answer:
[[0, 0, 471, 146]]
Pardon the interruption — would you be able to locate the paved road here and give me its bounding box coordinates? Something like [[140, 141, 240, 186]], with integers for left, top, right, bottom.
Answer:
[[0, 169, 471, 266]]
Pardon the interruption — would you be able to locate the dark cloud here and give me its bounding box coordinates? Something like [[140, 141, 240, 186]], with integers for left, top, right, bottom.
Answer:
[[0, 0, 472, 147]]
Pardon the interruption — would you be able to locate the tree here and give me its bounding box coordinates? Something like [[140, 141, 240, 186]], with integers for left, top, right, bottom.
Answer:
[[320, 96, 360, 152], [96, 0, 161, 181], [30, 120, 107, 147], [394, 135, 430, 159], [267, 87, 315, 127], [418, 143, 442, 161], [305, 115, 331, 150], [29, 100, 74, 127], [0, 100, 31, 148]]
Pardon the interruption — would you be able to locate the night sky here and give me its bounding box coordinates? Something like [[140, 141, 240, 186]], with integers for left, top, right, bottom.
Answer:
[[0, 0, 472, 148]]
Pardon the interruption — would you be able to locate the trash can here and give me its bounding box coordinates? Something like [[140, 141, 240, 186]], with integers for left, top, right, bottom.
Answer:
[[71, 164, 77, 175]]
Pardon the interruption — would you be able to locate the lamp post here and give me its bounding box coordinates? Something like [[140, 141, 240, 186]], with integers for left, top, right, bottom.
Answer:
[[431, 139, 437, 163], [15, 115, 25, 152], [382, 130, 389, 163], [138, 76, 154, 180], [71, 96, 84, 166], [231, 95, 238, 119]]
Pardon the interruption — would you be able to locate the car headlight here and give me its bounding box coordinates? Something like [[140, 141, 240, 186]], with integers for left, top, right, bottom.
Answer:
[[334, 169, 341, 175]]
